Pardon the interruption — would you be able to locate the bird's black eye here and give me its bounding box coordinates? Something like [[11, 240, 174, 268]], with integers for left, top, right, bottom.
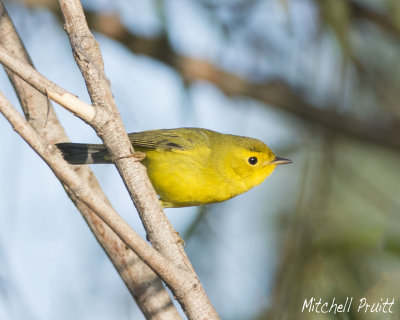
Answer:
[[248, 157, 258, 165]]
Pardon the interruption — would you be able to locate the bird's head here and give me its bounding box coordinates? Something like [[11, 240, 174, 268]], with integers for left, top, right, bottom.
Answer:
[[224, 137, 292, 188]]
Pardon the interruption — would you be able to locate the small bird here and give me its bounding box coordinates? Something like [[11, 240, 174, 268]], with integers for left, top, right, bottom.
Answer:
[[57, 128, 292, 208]]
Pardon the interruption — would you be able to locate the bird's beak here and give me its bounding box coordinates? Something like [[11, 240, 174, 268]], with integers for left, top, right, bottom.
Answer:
[[270, 156, 292, 165]]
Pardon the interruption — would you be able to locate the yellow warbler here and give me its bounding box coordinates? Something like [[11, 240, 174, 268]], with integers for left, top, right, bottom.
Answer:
[[57, 128, 291, 207]]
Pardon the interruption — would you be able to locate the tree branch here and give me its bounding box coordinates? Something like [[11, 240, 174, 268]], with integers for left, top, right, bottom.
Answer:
[[0, 47, 95, 122], [57, 0, 218, 318], [350, 1, 400, 39], [0, 2, 181, 319], [0, 90, 198, 303], [0, 19, 217, 320]]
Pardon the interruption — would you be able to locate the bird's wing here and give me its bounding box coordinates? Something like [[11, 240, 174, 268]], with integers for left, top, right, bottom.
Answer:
[[128, 128, 211, 151]]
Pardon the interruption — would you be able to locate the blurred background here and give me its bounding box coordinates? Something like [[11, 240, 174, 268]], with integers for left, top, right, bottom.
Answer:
[[1, 0, 400, 319]]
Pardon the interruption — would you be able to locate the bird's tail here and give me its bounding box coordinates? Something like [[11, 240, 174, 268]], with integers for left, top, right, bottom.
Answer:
[[56, 143, 111, 164]]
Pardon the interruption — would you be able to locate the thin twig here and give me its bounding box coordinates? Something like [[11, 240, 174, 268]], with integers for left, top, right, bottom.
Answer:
[[0, 47, 95, 122]]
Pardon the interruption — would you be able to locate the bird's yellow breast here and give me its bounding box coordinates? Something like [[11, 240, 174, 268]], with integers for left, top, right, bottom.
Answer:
[[142, 146, 223, 207], [141, 144, 275, 208]]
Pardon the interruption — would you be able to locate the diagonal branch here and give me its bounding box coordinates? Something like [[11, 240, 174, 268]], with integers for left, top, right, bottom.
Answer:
[[0, 46, 94, 121], [350, 0, 400, 39], [0, 91, 196, 300], [0, 40, 216, 319], [57, 0, 218, 318], [0, 2, 181, 319]]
